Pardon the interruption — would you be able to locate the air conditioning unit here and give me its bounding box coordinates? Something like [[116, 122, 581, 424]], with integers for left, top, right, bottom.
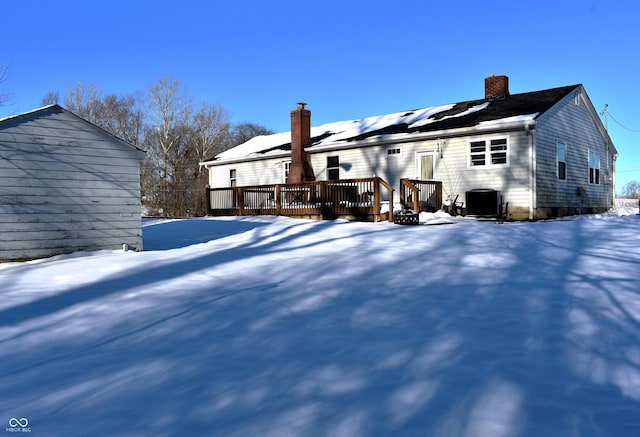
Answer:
[[465, 189, 501, 217]]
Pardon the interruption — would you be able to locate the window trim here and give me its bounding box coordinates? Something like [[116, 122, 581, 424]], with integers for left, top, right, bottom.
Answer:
[[416, 151, 435, 180], [282, 160, 291, 183], [327, 155, 340, 180], [467, 136, 510, 169], [557, 142, 567, 181], [229, 168, 237, 187], [588, 150, 600, 185], [387, 147, 403, 157]]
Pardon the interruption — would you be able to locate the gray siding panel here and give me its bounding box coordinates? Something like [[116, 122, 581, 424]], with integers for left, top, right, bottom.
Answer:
[[0, 106, 143, 260], [535, 88, 613, 212], [0, 204, 141, 217]]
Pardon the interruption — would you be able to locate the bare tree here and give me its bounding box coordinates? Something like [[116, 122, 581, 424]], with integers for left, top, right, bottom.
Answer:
[[41, 91, 60, 106], [621, 180, 640, 199], [182, 102, 231, 214], [229, 122, 273, 147], [39, 78, 263, 217], [47, 83, 144, 146], [97, 94, 144, 146], [144, 76, 192, 216], [64, 82, 103, 122]]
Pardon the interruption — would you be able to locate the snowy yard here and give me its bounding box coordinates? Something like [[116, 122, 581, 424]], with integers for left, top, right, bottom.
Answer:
[[1, 209, 640, 436]]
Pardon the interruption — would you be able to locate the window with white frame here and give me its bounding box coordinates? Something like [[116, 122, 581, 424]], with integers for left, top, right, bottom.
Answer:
[[282, 161, 291, 182], [327, 156, 340, 180], [589, 150, 600, 184], [229, 169, 237, 187], [557, 143, 567, 180], [469, 137, 509, 167]]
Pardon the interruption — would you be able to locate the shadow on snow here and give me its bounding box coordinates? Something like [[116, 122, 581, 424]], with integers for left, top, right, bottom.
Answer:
[[142, 218, 267, 251], [1, 216, 639, 436]]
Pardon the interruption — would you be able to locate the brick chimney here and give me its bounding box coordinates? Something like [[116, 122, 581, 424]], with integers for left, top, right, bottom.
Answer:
[[287, 102, 315, 183], [485, 74, 509, 100]]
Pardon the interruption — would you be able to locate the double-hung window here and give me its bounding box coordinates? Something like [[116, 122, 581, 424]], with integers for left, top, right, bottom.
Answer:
[[327, 156, 340, 180], [282, 161, 291, 183], [229, 169, 237, 187], [589, 150, 600, 184], [469, 137, 509, 168], [557, 143, 567, 180]]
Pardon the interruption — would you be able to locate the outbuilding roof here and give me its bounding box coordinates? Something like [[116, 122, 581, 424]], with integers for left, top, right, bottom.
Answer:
[[0, 104, 145, 155], [208, 84, 580, 163]]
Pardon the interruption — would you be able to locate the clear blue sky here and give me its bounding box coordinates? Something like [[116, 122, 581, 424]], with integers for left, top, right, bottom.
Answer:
[[2, 0, 639, 193]]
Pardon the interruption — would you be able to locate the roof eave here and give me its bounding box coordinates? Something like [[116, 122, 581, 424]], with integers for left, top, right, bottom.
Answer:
[[201, 150, 292, 167], [0, 104, 146, 158], [202, 119, 537, 166], [307, 118, 537, 153]]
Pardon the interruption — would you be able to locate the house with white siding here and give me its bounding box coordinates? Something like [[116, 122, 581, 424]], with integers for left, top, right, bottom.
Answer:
[[0, 105, 145, 260], [201, 75, 617, 221]]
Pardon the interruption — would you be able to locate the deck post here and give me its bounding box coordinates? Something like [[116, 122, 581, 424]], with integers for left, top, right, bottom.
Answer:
[[275, 184, 281, 216], [375, 177, 395, 223], [319, 181, 327, 219], [205, 185, 212, 215], [237, 187, 245, 216], [373, 179, 381, 222]]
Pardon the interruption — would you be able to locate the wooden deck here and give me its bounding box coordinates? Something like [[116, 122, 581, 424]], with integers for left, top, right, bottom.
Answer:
[[206, 177, 396, 222], [399, 179, 443, 212]]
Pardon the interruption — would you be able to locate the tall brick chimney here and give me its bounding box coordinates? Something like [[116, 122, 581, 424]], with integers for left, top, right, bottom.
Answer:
[[485, 74, 509, 100], [287, 102, 315, 183]]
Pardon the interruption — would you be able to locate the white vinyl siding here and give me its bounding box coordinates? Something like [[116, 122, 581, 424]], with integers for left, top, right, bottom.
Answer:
[[455, 134, 530, 212], [208, 133, 533, 211], [208, 157, 290, 188]]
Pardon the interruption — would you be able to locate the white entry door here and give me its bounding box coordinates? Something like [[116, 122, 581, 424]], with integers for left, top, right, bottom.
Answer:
[[416, 152, 435, 180]]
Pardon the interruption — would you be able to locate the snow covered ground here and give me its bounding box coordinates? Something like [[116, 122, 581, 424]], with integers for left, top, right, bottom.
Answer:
[[1, 209, 639, 436]]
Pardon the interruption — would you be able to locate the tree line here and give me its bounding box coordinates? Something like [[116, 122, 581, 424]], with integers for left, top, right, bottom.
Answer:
[[41, 77, 272, 217], [620, 180, 640, 199]]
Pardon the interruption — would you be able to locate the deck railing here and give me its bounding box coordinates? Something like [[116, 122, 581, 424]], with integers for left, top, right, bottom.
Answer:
[[399, 179, 443, 212], [206, 177, 395, 222]]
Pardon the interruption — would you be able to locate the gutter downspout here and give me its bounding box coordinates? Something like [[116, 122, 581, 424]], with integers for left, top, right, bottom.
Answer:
[[527, 122, 536, 220], [612, 145, 618, 208]]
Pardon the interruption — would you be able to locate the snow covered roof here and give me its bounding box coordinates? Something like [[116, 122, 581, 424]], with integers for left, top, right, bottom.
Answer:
[[207, 85, 579, 163]]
